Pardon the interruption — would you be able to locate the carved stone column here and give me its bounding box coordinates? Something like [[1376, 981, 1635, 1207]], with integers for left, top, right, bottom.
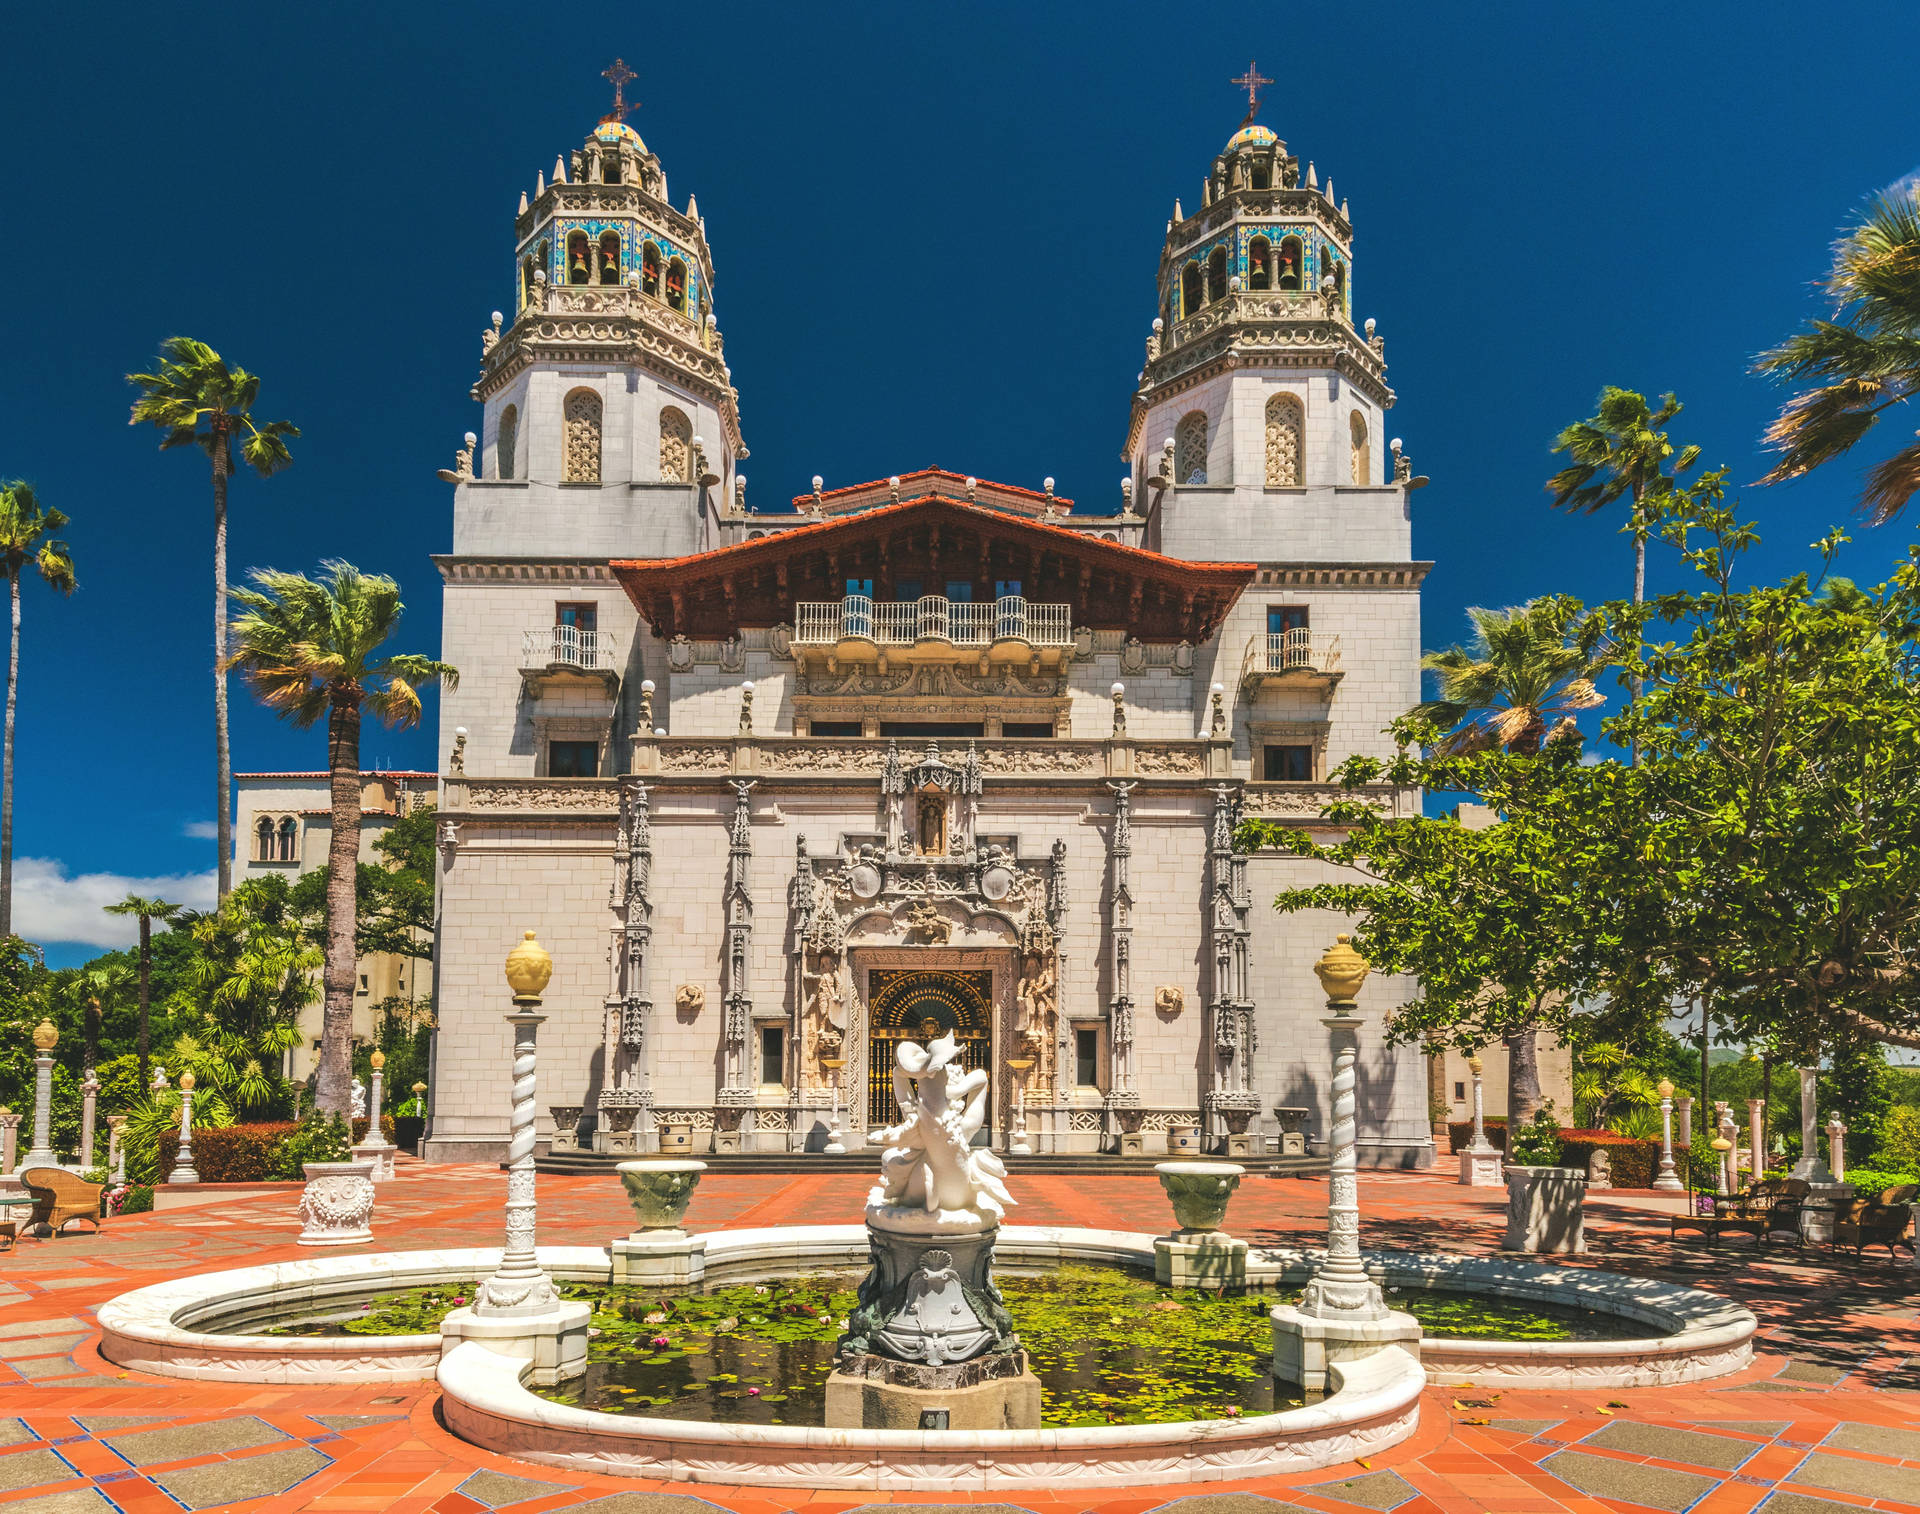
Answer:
[[476, 936, 560, 1316], [1202, 786, 1258, 1151], [601, 781, 657, 1152], [1105, 782, 1138, 1112], [1048, 838, 1072, 1154], [719, 780, 757, 1108], [79, 1070, 100, 1170], [24, 1021, 58, 1169]]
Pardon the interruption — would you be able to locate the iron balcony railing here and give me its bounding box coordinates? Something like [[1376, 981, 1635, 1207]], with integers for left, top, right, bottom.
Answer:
[[522, 624, 612, 670], [1242, 628, 1341, 678], [793, 595, 1073, 650]]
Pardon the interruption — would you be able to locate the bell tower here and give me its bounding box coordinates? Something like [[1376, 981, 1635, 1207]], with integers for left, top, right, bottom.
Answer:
[[1123, 72, 1410, 568], [460, 59, 747, 560]]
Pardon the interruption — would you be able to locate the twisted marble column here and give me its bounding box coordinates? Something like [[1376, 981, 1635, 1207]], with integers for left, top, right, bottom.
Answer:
[[1299, 938, 1385, 1321], [476, 933, 560, 1317]]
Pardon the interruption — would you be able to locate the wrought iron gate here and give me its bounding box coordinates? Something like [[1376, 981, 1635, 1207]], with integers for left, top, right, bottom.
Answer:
[[865, 968, 994, 1132]]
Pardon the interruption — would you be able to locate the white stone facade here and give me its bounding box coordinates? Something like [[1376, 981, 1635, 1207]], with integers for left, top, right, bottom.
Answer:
[[423, 111, 1436, 1167]]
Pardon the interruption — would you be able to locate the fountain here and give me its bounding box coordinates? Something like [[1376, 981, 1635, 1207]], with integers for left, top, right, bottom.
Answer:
[[828, 1031, 1038, 1428]]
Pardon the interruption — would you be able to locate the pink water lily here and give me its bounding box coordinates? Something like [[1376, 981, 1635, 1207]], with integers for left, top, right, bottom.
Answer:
[[747, 1386, 761, 1396], [652, 1335, 670, 1347]]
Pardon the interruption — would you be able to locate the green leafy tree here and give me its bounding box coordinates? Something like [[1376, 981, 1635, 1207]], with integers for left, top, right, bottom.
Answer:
[[1414, 598, 1605, 754], [126, 339, 298, 900], [1548, 388, 1701, 606], [0, 482, 75, 937], [1755, 180, 1920, 522], [224, 562, 455, 1117], [289, 801, 438, 963], [103, 894, 180, 1092]]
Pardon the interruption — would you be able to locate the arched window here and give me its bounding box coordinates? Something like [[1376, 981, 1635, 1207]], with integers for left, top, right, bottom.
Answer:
[[1248, 237, 1273, 290], [603, 154, 622, 185], [1278, 236, 1304, 291], [1180, 262, 1202, 318], [1175, 411, 1209, 485], [255, 817, 274, 862], [521, 257, 537, 309], [641, 243, 660, 298], [496, 404, 519, 481], [659, 406, 692, 483], [1349, 411, 1371, 485], [1265, 393, 1304, 486], [666, 258, 687, 312], [276, 816, 297, 863], [566, 231, 591, 285], [563, 388, 603, 483], [598, 231, 621, 285], [1329, 258, 1346, 315], [1250, 163, 1271, 191], [1206, 246, 1228, 303]]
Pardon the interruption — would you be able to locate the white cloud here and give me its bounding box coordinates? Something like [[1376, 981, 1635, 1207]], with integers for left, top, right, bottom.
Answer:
[[181, 820, 220, 840], [12, 858, 217, 951]]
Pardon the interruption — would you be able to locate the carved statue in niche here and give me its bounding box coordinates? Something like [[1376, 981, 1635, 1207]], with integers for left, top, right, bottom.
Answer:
[[1016, 914, 1059, 1090], [916, 791, 947, 855], [799, 951, 844, 1092], [903, 898, 952, 945]]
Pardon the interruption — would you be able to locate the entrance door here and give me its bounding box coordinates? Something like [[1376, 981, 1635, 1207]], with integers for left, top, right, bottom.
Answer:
[[866, 968, 994, 1136]]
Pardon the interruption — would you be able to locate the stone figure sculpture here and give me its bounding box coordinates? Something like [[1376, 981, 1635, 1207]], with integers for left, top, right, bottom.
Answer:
[[350, 1078, 367, 1120], [869, 1032, 1013, 1224], [1155, 984, 1185, 1015], [902, 898, 952, 945], [675, 983, 705, 1013]]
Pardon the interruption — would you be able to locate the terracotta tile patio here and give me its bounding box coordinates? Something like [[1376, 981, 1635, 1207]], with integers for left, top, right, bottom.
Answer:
[[1, 1162, 1915, 1514]]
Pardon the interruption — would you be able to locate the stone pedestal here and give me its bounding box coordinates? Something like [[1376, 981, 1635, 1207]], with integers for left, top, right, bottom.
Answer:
[[548, 1105, 583, 1153], [1271, 1304, 1423, 1396], [1458, 1144, 1504, 1187], [297, 1160, 375, 1246], [1119, 1129, 1146, 1156], [1801, 1181, 1854, 1244], [1502, 1166, 1587, 1254], [825, 1348, 1041, 1430], [440, 1300, 591, 1387], [351, 1143, 396, 1182], [1153, 1230, 1249, 1288], [1273, 1106, 1310, 1157]]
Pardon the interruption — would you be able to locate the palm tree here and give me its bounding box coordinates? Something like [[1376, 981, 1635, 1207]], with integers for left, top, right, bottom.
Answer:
[[0, 482, 76, 938], [1547, 388, 1701, 607], [105, 894, 181, 1093], [225, 562, 455, 1117], [127, 339, 298, 901], [1413, 599, 1604, 755], [1755, 180, 1920, 523]]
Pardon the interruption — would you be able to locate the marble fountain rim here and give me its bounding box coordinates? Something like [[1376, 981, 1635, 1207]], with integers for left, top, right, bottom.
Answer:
[[94, 1224, 1753, 1395]]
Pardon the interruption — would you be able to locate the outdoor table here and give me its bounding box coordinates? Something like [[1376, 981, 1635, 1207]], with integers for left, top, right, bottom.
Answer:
[[0, 1191, 33, 1250]]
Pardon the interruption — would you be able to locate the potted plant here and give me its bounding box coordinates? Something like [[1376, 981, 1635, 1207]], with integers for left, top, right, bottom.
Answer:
[[1502, 1103, 1587, 1254]]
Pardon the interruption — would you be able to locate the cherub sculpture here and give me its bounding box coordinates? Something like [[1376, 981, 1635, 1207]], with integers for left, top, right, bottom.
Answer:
[[869, 1032, 1013, 1223]]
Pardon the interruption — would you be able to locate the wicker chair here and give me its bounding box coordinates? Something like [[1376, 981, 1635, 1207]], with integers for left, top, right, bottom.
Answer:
[[1833, 1183, 1918, 1260], [17, 1166, 104, 1237], [1669, 1177, 1807, 1248]]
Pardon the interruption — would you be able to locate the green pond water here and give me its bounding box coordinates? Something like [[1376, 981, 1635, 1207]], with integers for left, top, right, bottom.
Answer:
[[263, 1266, 1644, 1428]]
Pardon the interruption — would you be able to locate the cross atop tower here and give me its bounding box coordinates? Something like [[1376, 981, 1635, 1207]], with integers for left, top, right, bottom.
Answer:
[[1230, 60, 1272, 125], [601, 58, 638, 123]]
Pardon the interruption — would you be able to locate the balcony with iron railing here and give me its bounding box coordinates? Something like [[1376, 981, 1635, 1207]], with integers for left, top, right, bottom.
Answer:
[[791, 594, 1074, 665], [1240, 628, 1343, 689], [519, 624, 620, 696]]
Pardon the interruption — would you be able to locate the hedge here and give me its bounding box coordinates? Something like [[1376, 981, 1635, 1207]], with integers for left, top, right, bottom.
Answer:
[[351, 1115, 397, 1145], [160, 1122, 298, 1183], [1447, 1120, 1718, 1188], [1447, 1118, 1508, 1153]]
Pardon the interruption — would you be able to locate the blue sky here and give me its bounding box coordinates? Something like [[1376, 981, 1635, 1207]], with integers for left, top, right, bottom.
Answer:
[[3, 1, 1917, 963]]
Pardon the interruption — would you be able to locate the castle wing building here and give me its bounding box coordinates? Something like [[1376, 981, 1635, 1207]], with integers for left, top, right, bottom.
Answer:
[[426, 89, 1434, 1168]]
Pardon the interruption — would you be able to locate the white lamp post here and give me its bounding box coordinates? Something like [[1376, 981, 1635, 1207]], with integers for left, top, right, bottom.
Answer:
[[168, 1073, 199, 1184], [1653, 1079, 1683, 1191], [1007, 1056, 1035, 1156], [821, 1054, 846, 1155]]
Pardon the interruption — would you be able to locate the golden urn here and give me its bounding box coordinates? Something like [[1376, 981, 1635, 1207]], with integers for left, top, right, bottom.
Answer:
[[370, 1050, 386, 1071], [31, 1019, 58, 1051], [180, 1071, 195, 1091], [1312, 934, 1371, 1006], [1657, 1078, 1674, 1099], [504, 930, 553, 1001]]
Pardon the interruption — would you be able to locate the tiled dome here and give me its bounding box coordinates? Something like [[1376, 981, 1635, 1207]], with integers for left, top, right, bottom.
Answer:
[[594, 120, 646, 152], [1227, 123, 1278, 151]]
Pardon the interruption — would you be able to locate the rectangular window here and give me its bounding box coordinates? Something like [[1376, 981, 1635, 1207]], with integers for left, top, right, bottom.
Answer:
[[994, 579, 1022, 599], [893, 578, 923, 602], [845, 578, 872, 597], [1267, 605, 1309, 634], [1075, 1027, 1100, 1088], [759, 1025, 784, 1087], [880, 721, 986, 738], [556, 602, 598, 631], [549, 740, 599, 777], [1453, 1081, 1466, 1100], [1263, 744, 1314, 782], [1001, 722, 1053, 738], [944, 580, 973, 602], [809, 720, 863, 737]]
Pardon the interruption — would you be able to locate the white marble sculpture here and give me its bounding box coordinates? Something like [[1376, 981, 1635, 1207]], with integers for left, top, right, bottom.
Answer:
[[868, 1032, 1013, 1227], [350, 1078, 367, 1120]]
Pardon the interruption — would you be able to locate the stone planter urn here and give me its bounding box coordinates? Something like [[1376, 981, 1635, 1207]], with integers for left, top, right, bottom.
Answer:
[[1114, 1106, 1146, 1156], [611, 1158, 709, 1286], [548, 1105, 583, 1153], [296, 1160, 375, 1247], [659, 1120, 695, 1155], [1167, 1122, 1202, 1157], [617, 1158, 706, 1231], [1153, 1161, 1246, 1287], [1502, 1165, 1587, 1254]]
